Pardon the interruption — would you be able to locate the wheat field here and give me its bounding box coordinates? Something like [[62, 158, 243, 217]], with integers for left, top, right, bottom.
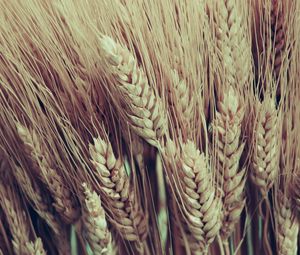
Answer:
[[0, 0, 299, 254]]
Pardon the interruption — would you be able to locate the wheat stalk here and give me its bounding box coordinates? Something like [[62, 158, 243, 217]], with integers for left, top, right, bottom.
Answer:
[[89, 137, 148, 252], [212, 86, 246, 240], [99, 35, 168, 148], [16, 123, 80, 224], [81, 182, 113, 255], [275, 191, 299, 255], [25, 238, 46, 255], [164, 140, 222, 253], [250, 96, 280, 196]]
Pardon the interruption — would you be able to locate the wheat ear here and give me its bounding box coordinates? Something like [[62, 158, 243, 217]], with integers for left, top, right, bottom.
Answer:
[[81, 182, 113, 255], [213, 0, 251, 88], [16, 123, 80, 224], [13, 165, 61, 234], [168, 70, 193, 138], [165, 140, 222, 253], [99, 35, 168, 148], [0, 183, 30, 254], [25, 238, 46, 255], [213, 86, 246, 240], [250, 97, 280, 196], [293, 173, 300, 213], [275, 191, 299, 255], [269, 0, 285, 79], [89, 137, 148, 252]]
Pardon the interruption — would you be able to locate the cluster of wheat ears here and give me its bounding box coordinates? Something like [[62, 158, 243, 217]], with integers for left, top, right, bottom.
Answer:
[[0, 0, 299, 254]]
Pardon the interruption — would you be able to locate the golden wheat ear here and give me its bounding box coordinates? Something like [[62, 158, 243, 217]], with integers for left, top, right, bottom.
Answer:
[[275, 191, 299, 255], [164, 140, 222, 253], [250, 97, 280, 196], [89, 137, 148, 253], [13, 165, 61, 234], [212, 86, 247, 240], [292, 174, 300, 213], [25, 238, 46, 255], [212, 0, 252, 89], [16, 123, 81, 224], [99, 35, 168, 148], [81, 182, 114, 255]]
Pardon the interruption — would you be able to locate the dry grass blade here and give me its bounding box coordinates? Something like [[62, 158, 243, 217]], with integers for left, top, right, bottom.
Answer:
[[82, 182, 113, 255], [212, 86, 246, 240], [89, 137, 148, 252], [250, 96, 280, 196], [165, 140, 222, 253], [99, 35, 168, 148], [275, 191, 299, 255], [16, 123, 80, 224]]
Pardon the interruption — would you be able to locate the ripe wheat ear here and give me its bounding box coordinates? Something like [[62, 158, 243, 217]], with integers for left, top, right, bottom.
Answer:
[[275, 190, 299, 255], [81, 182, 115, 255], [250, 97, 280, 196], [164, 140, 222, 253], [16, 123, 80, 224], [89, 137, 148, 253], [212, 86, 246, 240], [99, 35, 168, 148]]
